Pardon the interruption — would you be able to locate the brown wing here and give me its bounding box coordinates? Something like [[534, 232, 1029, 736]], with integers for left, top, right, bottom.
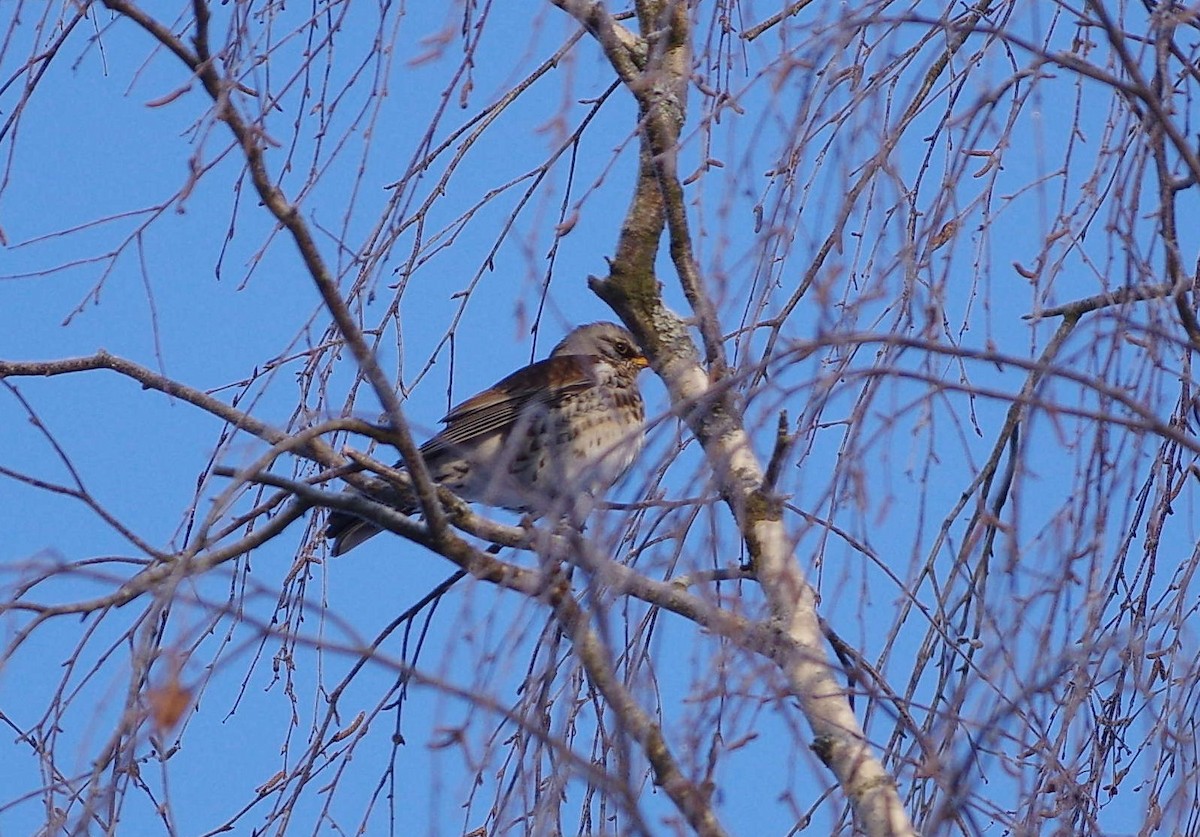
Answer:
[[420, 354, 597, 457]]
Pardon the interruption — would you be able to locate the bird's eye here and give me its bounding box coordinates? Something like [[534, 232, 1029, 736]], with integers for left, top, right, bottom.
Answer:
[[614, 340, 633, 357]]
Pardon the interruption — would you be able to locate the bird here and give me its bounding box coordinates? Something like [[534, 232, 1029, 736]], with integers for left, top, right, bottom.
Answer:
[[325, 321, 650, 555]]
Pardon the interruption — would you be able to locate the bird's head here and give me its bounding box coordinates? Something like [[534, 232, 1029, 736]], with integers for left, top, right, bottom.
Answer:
[[553, 322, 649, 372]]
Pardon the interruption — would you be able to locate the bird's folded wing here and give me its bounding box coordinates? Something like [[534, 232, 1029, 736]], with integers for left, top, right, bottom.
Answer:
[[421, 355, 597, 454]]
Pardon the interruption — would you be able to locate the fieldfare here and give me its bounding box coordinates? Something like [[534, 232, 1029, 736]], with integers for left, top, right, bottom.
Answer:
[[325, 321, 649, 555]]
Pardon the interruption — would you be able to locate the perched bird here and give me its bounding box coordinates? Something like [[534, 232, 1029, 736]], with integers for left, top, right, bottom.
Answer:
[[326, 321, 649, 555]]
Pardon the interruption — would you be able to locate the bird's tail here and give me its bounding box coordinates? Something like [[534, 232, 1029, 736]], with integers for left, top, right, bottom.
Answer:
[[325, 512, 383, 556], [324, 469, 419, 555]]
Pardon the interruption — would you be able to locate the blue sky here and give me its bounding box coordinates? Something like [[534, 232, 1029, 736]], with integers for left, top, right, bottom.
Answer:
[[3, 2, 1198, 835]]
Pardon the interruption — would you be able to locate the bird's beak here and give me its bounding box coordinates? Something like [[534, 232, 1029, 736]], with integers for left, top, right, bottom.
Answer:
[[632, 354, 650, 370]]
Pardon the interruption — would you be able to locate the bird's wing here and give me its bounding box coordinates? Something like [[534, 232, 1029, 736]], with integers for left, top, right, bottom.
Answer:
[[421, 355, 597, 455]]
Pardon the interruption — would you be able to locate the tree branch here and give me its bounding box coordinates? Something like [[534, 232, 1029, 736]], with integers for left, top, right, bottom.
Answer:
[[555, 2, 918, 833], [101, 0, 448, 535]]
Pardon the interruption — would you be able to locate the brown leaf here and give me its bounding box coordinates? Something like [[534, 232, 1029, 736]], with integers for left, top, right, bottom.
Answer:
[[930, 220, 957, 251], [147, 677, 192, 734]]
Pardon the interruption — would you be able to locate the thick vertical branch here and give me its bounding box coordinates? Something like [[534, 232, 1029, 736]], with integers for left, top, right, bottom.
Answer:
[[560, 2, 917, 834]]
